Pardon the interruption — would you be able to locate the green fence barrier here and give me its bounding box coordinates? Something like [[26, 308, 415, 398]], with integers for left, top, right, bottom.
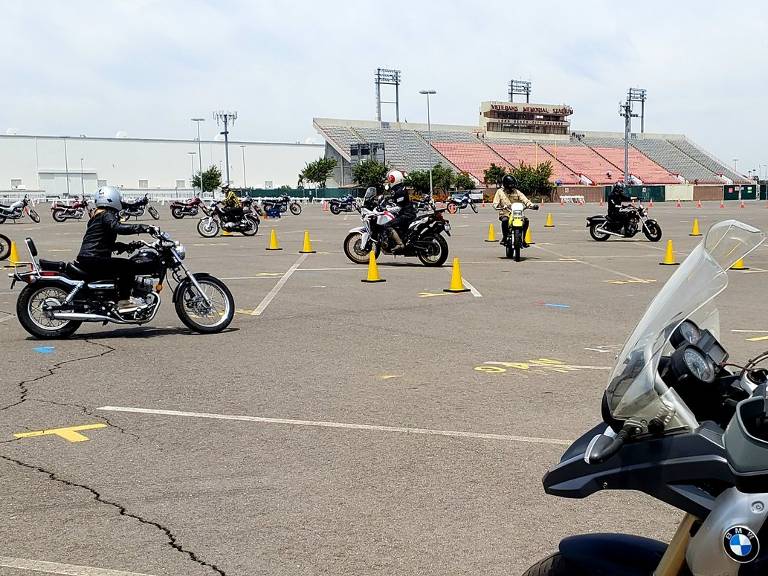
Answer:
[[603, 185, 665, 202], [760, 184, 767, 201], [723, 184, 757, 201], [240, 188, 361, 199]]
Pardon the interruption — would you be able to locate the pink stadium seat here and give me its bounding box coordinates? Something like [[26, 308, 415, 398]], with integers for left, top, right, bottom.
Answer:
[[488, 144, 581, 185], [541, 146, 622, 184], [432, 142, 510, 182], [592, 147, 679, 184]]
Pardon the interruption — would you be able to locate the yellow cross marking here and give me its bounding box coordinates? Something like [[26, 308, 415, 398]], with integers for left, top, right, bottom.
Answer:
[[14, 423, 107, 443]]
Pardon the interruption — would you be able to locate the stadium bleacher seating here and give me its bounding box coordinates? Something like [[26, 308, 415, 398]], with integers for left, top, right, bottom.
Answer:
[[667, 139, 744, 183], [540, 144, 622, 184], [432, 142, 510, 181], [488, 144, 581, 184], [631, 139, 719, 183], [591, 147, 678, 184]]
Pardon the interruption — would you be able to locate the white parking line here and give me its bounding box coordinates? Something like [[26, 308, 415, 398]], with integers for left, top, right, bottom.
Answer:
[[251, 253, 308, 316], [0, 556, 154, 576], [97, 406, 569, 446], [461, 277, 482, 297]]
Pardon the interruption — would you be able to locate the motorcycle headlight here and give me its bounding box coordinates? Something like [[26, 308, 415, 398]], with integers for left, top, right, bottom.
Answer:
[[175, 245, 186, 260], [512, 210, 524, 218]]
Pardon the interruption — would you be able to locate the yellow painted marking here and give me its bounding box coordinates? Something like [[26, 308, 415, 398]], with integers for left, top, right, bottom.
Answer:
[[475, 358, 611, 374], [14, 423, 107, 443], [379, 373, 403, 380], [604, 278, 657, 285], [235, 308, 256, 315], [418, 291, 453, 298], [747, 335, 768, 342]]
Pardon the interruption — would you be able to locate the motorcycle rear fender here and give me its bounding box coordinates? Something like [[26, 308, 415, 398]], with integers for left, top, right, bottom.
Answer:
[[586, 215, 606, 226], [172, 272, 213, 303], [558, 533, 670, 576]]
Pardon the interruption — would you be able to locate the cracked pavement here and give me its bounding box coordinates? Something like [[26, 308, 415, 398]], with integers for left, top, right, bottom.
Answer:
[[1, 203, 768, 575]]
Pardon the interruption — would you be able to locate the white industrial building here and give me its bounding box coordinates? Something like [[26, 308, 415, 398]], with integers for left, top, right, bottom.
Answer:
[[0, 134, 324, 197]]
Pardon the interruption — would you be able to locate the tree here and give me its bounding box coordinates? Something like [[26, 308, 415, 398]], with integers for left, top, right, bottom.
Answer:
[[404, 170, 430, 194], [509, 161, 554, 200], [430, 164, 455, 192], [352, 159, 389, 189], [192, 165, 222, 192], [299, 157, 337, 189], [454, 171, 476, 191], [483, 163, 507, 187]]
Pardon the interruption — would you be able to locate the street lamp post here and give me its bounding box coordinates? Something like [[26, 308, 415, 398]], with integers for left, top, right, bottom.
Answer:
[[214, 111, 237, 187], [80, 158, 85, 196], [188, 152, 196, 189], [63, 138, 71, 197], [419, 90, 437, 195], [191, 118, 205, 192], [240, 145, 247, 188]]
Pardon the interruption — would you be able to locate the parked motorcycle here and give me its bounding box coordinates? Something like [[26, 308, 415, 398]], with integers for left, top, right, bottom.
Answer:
[[343, 187, 450, 267], [0, 196, 40, 224], [446, 191, 478, 214], [120, 194, 160, 221], [169, 196, 204, 219], [587, 202, 662, 242], [262, 194, 301, 216], [196, 201, 260, 238], [0, 232, 10, 260], [329, 194, 357, 215], [500, 202, 539, 262], [523, 219, 768, 576], [51, 196, 91, 222], [11, 230, 235, 338]]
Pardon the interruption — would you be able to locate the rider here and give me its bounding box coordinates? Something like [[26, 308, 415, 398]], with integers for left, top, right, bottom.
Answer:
[[493, 174, 536, 246], [76, 186, 157, 312], [220, 184, 244, 225], [607, 181, 632, 232], [382, 169, 415, 253]]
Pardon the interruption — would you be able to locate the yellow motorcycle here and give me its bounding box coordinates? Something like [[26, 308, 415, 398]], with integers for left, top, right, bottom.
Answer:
[[501, 202, 538, 261]]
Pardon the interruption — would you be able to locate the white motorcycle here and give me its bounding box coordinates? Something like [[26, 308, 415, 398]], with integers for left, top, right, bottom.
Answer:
[[0, 196, 41, 224]]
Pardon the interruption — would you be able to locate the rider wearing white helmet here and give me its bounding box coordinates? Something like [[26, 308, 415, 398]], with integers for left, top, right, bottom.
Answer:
[[382, 169, 413, 253]]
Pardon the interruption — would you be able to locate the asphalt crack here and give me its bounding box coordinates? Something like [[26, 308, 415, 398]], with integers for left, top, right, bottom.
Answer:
[[0, 454, 227, 576], [31, 398, 140, 440]]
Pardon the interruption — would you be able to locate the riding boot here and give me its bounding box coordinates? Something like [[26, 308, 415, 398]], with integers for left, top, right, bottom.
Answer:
[[389, 228, 405, 253]]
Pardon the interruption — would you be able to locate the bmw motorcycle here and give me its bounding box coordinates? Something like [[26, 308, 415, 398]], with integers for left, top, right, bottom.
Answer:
[[343, 188, 450, 267], [169, 196, 204, 219], [499, 202, 539, 262], [11, 230, 234, 338], [523, 219, 768, 576], [587, 202, 662, 242], [0, 196, 41, 224], [446, 191, 478, 214], [196, 201, 259, 238], [120, 194, 160, 221], [51, 196, 91, 222], [329, 194, 357, 215]]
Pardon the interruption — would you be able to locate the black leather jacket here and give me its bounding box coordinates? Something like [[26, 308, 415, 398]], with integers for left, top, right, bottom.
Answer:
[[77, 209, 146, 261], [608, 188, 631, 217]]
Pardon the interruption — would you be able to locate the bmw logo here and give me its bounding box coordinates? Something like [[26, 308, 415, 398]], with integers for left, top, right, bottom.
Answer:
[[723, 526, 760, 563]]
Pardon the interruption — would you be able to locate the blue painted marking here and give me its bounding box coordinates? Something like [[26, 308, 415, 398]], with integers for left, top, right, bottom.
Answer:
[[34, 346, 56, 354], [544, 303, 570, 309]]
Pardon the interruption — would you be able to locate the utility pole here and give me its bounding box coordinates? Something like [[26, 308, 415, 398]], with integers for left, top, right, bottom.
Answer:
[[63, 138, 71, 196], [188, 152, 196, 189], [240, 145, 247, 188], [214, 111, 237, 186], [420, 90, 437, 195], [80, 158, 85, 196], [191, 118, 205, 191], [619, 99, 638, 185]]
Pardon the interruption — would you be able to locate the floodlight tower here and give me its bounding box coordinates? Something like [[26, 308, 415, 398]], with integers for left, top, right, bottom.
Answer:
[[509, 80, 532, 103], [627, 88, 647, 133], [375, 68, 401, 122], [619, 99, 639, 185], [214, 110, 237, 186]]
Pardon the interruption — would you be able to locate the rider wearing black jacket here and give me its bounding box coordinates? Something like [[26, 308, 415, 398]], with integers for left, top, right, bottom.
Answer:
[[77, 187, 156, 312], [382, 170, 415, 252], [607, 182, 632, 230]]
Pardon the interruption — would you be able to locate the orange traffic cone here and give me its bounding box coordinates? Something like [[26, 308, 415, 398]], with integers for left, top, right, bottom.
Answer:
[[361, 251, 385, 283], [266, 229, 282, 251], [649, 198, 654, 208], [740, 200, 746, 209], [675, 199, 682, 208], [720, 199, 725, 209], [659, 240, 679, 266], [696, 199, 702, 208], [444, 257, 471, 293]]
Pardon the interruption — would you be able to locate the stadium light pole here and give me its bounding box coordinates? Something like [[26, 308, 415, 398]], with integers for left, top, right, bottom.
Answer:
[[420, 90, 437, 194], [63, 138, 71, 196], [619, 100, 638, 185], [214, 111, 237, 186], [191, 118, 205, 191], [240, 145, 247, 189], [627, 88, 647, 133], [79, 157, 85, 196], [733, 158, 739, 172]]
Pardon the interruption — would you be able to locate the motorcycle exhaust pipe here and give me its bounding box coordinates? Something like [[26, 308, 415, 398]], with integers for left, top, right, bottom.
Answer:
[[52, 312, 130, 324], [596, 226, 625, 237]]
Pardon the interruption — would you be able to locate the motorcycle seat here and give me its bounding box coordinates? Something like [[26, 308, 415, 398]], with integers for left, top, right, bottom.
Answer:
[[39, 259, 66, 272], [65, 262, 111, 283]]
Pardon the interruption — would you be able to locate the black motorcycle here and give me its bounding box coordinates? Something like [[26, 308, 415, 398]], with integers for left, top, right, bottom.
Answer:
[[523, 220, 768, 576], [0, 196, 40, 224], [0, 232, 10, 260], [329, 194, 357, 215], [446, 191, 478, 214], [196, 201, 260, 238], [12, 231, 235, 338], [587, 202, 662, 242], [120, 194, 160, 221], [263, 194, 301, 216], [343, 188, 451, 267]]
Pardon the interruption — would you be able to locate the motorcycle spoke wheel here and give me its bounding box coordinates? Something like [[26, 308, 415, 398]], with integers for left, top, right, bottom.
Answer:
[[24, 287, 71, 332], [289, 203, 301, 215], [29, 210, 41, 223], [176, 278, 233, 333], [0, 234, 10, 260]]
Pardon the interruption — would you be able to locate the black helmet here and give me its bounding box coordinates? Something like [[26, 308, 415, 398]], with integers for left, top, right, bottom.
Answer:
[[501, 174, 516, 189], [612, 181, 626, 191]]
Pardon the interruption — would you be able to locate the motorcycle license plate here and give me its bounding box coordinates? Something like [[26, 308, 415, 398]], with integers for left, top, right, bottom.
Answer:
[[512, 219, 524, 227]]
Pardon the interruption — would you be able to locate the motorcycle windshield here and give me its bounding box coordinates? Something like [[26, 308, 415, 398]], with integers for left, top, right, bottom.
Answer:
[[605, 220, 764, 431]]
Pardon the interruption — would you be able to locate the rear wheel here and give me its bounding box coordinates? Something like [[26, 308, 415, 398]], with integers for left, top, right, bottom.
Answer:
[[241, 215, 259, 236], [343, 232, 379, 264], [17, 284, 81, 339], [197, 217, 219, 238], [0, 216, 6, 224], [175, 275, 234, 334], [447, 202, 458, 214], [289, 202, 302, 215], [522, 553, 584, 576], [148, 206, 160, 220], [29, 210, 40, 223], [417, 234, 449, 267], [470, 202, 478, 213], [589, 223, 610, 241], [171, 207, 184, 219], [643, 220, 662, 242], [513, 229, 522, 262], [52, 210, 67, 223], [0, 233, 10, 260]]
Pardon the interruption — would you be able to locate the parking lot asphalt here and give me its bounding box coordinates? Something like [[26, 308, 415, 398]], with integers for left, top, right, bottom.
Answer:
[[1, 200, 768, 575]]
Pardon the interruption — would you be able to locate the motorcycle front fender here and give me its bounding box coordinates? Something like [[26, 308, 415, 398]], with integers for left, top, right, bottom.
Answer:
[[348, 226, 366, 234], [558, 533, 668, 576]]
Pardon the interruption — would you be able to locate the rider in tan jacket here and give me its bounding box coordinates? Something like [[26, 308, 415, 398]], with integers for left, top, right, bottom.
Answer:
[[492, 175, 536, 245]]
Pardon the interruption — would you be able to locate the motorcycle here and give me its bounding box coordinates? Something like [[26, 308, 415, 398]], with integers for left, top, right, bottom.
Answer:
[[51, 196, 91, 222], [0, 232, 10, 260], [587, 202, 662, 242], [196, 201, 260, 238], [0, 196, 41, 224], [523, 219, 768, 576], [120, 193, 160, 221], [169, 196, 204, 219], [262, 194, 302, 216], [329, 194, 357, 215], [343, 188, 450, 267], [499, 202, 539, 262], [446, 191, 478, 214], [11, 230, 235, 338]]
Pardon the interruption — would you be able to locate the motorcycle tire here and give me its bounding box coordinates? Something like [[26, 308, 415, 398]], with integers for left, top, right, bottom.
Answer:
[[16, 283, 81, 339], [29, 210, 41, 223], [330, 203, 341, 215], [148, 206, 160, 220], [470, 202, 478, 214], [0, 216, 6, 224], [197, 217, 220, 238], [589, 223, 610, 241], [505, 240, 514, 259], [417, 234, 449, 267], [521, 553, 584, 576], [513, 229, 522, 262], [241, 215, 259, 236], [643, 220, 662, 242], [171, 207, 185, 219], [289, 202, 301, 215], [343, 232, 380, 265], [174, 275, 234, 334], [447, 202, 458, 214], [0, 233, 10, 260], [52, 210, 67, 223]]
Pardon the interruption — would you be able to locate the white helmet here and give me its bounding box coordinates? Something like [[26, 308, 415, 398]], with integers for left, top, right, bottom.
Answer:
[[385, 169, 405, 189], [94, 186, 122, 210]]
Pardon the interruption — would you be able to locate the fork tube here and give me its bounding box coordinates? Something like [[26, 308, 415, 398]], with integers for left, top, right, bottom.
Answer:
[[653, 513, 697, 576], [173, 253, 212, 306]]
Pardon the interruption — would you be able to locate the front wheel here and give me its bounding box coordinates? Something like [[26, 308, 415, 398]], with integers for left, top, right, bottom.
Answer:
[[343, 232, 379, 264], [289, 202, 302, 215], [16, 284, 81, 339], [417, 234, 449, 267], [148, 206, 160, 220], [29, 210, 41, 223], [470, 202, 478, 213], [643, 220, 662, 242], [513, 229, 522, 262], [175, 275, 234, 334], [171, 206, 184, 219], [241, 215, 259, 236], [52, 210, 67, 223], [589, 223, 610, 241], [522, 553, 582, 576], [197, 217, 220, 238]]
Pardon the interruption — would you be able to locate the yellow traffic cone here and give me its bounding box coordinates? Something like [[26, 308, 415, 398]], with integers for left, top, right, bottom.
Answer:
[[361, 251, 385, 283], [484, 223, 496, 243], [444, 257, 471, 293], [524, 227, 534, 245], [299, 230, 316, 254], [689, 218, 702, 237], [544, 213, 555, 228], [266, 229, 282, 251], [659, 239, 679, 266], [731, 258, 749, 271], [8, 240, 20, 265]]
